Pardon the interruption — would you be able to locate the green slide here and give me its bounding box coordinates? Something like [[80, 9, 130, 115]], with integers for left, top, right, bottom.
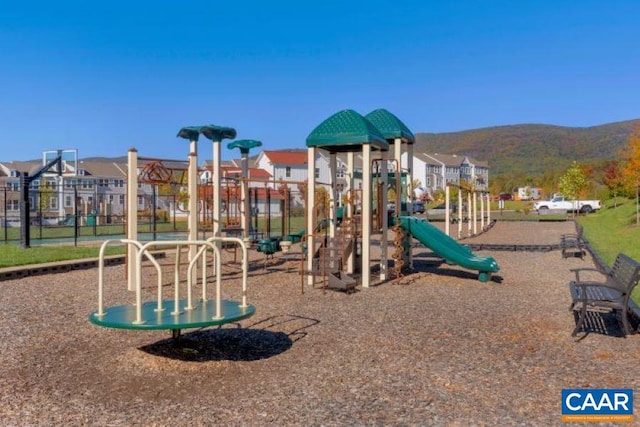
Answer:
[[399, 216, 499, 282]]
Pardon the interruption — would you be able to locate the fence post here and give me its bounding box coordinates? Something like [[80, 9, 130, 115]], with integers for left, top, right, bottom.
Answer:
[[20, 172, 30, 249], [3, 186, 7, 243], [74, 184, 78, 247]]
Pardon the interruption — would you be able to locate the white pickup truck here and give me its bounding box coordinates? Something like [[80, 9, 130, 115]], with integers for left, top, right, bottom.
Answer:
[[533, 195, 601, 214]]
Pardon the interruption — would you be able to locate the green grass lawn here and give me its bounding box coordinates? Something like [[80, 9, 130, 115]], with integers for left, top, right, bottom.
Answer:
[[0, 244, 124, 268], [1, 204, 638, 278], [578, 197, 640, 265], [578, 197, 640, 304], [0, 216, 307, 268]]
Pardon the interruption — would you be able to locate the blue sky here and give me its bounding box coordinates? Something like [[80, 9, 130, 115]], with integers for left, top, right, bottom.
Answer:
[[2, 1, 639, 162]]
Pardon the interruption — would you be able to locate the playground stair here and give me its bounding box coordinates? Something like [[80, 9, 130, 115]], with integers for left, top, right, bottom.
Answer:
[[300, 235, 356, 293], [320, 237, 356, 293]]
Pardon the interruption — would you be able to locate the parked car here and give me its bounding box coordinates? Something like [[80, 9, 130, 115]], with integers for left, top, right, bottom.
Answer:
[[533, 194, 601, 214], [412, 201, 425, 214], [427, 202, 458, 216], [497, 193, 513, 201], [426, 202, 462, 223]]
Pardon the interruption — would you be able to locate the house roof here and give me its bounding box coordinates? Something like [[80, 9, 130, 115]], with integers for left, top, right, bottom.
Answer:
[[0, 160, 42, 176], [219, 166, 272, 180], [78, 161, 128, 177], [414, 152, 489, 169], [261, 150, 308, 166]]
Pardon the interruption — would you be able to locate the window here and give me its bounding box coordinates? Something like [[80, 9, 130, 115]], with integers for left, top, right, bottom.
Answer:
[[109, 195, 114, 204], [285, 166, 291, 178], [8, 200, 19, 211], [119, 195, 124, 205], [315, 168, 320, 179], [65, 196, 72, 207], [50, 197, 58, 210]]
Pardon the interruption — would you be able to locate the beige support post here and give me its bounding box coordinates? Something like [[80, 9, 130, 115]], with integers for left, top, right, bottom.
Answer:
[[329, 152, 337, 238], [480, 190, 485, 229], [212, 140, 222, 239], [240, 152, 250, 243], [126, 148, 138, 292], [188, 147, 198, 263], [458, 188, 463, 238], [487, 193, 491, 223], [467, 192, 472, 236], [406, 142, 414, 268], [346, 152, 355, 274], [445, 185, 450, 236], [473, 191, 478, 235], [307, 147, 316, 286], [394, 138, 402, 217], [380, 151, 388, 281], [362, 144, 372, 288], [188, 147, 199, 288]]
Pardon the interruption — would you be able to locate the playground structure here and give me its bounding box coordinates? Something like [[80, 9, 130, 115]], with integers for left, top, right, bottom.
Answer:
[[94, 124, 261, 335], [303, 109, 415, 289], [91, 110, 501, 336], [302, 108, 500, 288], [89, 236, 254, 338]]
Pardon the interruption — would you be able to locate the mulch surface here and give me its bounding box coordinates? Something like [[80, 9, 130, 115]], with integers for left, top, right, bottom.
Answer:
[[1, 220, 638, 425]]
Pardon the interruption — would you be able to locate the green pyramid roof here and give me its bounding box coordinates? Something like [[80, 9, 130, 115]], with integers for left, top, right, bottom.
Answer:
[[306, 109, 389, 152], [227, 139, 262, 154], [364, 109, 415, 143]]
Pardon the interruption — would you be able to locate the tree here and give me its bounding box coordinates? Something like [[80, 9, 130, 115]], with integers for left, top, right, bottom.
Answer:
[[619, 126, 640, 224], [38, 184, 55, 213], [601, 160, 624, 207], [559, 161, 588, 216]]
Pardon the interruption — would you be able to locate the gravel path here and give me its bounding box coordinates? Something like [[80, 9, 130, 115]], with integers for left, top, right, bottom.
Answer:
[[1, 220, 638, 426]]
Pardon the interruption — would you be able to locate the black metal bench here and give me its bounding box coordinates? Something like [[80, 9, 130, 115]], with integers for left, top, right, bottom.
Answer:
[[561, 233, 586, 259], [569, 253, 640, 336]]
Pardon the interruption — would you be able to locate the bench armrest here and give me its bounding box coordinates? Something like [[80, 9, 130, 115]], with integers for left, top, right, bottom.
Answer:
[[570, 267, 605, 282]]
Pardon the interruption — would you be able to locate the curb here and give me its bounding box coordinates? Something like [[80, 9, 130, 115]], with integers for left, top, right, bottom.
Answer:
[[0, 255, 126, 281]]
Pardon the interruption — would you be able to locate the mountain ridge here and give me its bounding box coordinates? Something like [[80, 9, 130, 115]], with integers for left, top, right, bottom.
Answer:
[[414, 119, 640, 176]]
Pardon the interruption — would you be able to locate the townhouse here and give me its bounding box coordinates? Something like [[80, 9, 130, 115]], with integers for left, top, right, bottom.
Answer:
[[407, 152, 489, 199]]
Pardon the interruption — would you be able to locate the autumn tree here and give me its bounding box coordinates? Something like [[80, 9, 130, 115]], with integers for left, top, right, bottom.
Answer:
[[619, 126, 640, 224], [601, 160, 625, 207], [559, 161, 588, 216]]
